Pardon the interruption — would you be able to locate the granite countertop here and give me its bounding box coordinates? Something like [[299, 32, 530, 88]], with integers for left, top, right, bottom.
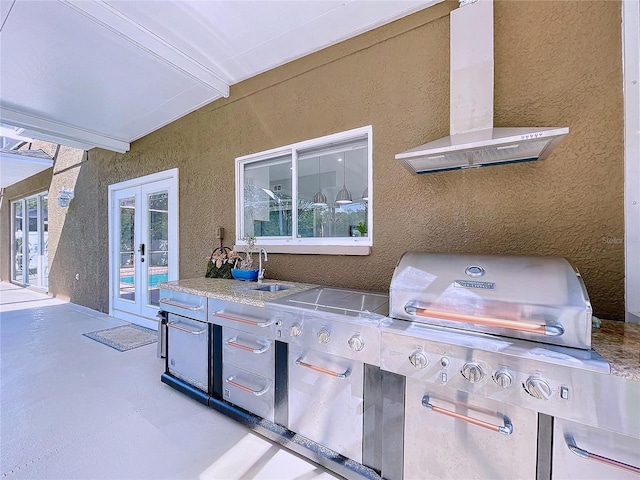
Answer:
[[159, 277, 318, 307], [592, 320, 640, 382]]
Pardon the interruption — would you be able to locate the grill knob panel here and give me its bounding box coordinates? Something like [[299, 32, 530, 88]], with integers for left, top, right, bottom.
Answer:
[[348, 335, 364, 352], [494, 370, 513, 388], [409, 350, 429, 369], [317, 328, 330, 344], [524, 376, 552, 400], [461, 362, 484, 383], [290, 323, 302, 337]]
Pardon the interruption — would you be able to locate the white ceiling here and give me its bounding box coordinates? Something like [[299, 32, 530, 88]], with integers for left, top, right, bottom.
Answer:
[[0, 0, 441, 160]]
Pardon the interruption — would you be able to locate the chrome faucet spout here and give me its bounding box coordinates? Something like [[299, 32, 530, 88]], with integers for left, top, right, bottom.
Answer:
[[257, 248, 268, 283]]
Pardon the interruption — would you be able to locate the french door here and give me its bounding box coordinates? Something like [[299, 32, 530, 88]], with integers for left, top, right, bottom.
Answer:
[[109, 169, 178, 328], [11, 192, 48, 290]]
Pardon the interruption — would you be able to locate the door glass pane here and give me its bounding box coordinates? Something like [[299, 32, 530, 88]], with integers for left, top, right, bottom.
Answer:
[[118, 197, 136, 301], [12, 201, 24, 283], [243, 154, 292, 238], [297, 145, 368, 238], [147, 191, 168, 307], [27, 197, 38, 286], [42, 195, 49, 288]]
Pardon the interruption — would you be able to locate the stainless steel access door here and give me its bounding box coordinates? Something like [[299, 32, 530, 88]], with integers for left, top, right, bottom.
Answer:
[[404, 378, 539, 480], [288, 344, 365, 463], [552, 418, 640, 479], [167, 313, 209, 392]]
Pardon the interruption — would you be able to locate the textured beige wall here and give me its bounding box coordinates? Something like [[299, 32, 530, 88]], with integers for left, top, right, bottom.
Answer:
[[3, 1, 624, 319]]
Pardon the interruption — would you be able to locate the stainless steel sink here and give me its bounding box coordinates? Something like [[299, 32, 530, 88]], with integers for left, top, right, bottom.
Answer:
[[253, 284, 291, 292]]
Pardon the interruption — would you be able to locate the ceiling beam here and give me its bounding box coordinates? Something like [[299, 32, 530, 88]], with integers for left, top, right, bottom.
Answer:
[[60, 0, 230, 98], [0, 106, 131, 153]]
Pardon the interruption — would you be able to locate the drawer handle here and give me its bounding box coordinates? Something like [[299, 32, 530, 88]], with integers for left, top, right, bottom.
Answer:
[[568, 443, 640, 475], [167, 321, 207, 335], [159, 299, 204, 311], [225, 338, 270, 354], [214, 310, 274, 328], [295, 358, 350, 379], [225, 376, 269, 396], [405, 302, 564, 337], [421, 396, 513, 435]]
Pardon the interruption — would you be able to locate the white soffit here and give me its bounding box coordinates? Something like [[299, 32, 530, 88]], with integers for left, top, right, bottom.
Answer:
[[0, 149, 54, 188], [0, 0, 441, 154]]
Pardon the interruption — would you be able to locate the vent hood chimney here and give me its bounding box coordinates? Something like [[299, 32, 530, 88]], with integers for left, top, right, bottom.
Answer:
[[396, 0, 568, 174]]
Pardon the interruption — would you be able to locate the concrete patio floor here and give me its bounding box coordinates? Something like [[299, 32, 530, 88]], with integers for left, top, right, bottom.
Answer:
[[0, 283, 339, 480]]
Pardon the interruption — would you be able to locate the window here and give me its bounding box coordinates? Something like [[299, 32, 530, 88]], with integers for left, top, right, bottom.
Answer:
[[236, 126, 372, 255], [11, 192, 49, 289]]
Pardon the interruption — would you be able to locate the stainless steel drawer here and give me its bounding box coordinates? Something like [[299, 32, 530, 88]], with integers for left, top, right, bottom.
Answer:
[[222, 326, 274, 380], [208, 299, 277, 338], [223, 364, 274, 422], [553, 418, 640, 479], [167, 314, 209, 392], [159, 290, 207, 322]]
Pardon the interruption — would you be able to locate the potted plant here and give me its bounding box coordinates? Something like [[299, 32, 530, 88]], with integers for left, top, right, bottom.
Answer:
[[231, 236, 260, 281], [355, 221, 367, 237]]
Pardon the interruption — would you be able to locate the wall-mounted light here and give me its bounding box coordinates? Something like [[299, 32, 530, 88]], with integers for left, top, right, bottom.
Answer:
[[57, 188, 74, 207]]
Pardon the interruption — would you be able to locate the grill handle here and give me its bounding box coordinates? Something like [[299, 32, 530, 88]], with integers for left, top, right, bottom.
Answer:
[[422, 396, 513, 435], [214, 310, 274, 328], [568, 444, 640, 475], [405, 302, 564, 336], [225, 376, 269, 396], [295, 358, 350, 379], [225, 337, 270, 354]]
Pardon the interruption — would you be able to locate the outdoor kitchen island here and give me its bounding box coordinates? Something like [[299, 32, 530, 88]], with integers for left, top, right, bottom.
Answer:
[[158, 277, 640, 480]]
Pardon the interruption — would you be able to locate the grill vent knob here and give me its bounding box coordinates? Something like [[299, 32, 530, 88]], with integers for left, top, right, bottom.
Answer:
[[461, 362, 484, 383], [409, 350, 429, 369], [524, 376, 552, 400], [494, 370, 513, 388], [348, 335, 364, 352], [317, 328, 330, 344], [290, 323, 302, 337]]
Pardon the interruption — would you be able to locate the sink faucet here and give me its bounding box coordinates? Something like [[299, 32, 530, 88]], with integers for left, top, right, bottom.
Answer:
[[257, 248, 268, 283]]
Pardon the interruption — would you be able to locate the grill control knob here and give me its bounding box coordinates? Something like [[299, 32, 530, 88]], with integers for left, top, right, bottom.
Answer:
[[461, 362, 484, 383], [290, 323, 302, 337], [348, 335, 365, 352], [524, 376, 552, 400], [317, 328, 330, 344], [409, 350, 429, 369], [494, 370, 513, 388]]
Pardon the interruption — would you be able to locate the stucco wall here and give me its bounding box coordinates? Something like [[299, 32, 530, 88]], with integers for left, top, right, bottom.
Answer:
[[4, 1, 625, 319]]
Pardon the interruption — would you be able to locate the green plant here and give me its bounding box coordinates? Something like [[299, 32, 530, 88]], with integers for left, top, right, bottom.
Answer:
[[355, 221, 367, 236]]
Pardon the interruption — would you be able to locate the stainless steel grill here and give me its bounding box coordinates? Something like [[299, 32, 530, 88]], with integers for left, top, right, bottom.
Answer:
[[381, 252, 612, 480], [389, 252, 593, 349]]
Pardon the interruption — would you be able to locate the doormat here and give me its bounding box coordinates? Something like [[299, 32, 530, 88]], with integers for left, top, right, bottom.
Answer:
[[83, 324, 157, 352]]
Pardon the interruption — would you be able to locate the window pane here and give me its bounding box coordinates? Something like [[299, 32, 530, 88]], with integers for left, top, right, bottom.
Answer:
[[12, 202, 24, 283], [147, 191, 168, 307], [27, 197, 38, 285], [118, 197, 136, 302], [297, 146, 368, 238], [243, 155, 292, 237]]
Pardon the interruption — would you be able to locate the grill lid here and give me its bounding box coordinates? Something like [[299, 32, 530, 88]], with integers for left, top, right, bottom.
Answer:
[[389, 252, 592, 349]]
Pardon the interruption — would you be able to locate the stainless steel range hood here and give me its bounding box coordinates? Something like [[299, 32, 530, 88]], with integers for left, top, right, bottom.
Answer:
[[396, 0, 569, 174]]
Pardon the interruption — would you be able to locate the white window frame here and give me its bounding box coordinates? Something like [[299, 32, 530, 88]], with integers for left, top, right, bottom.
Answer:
[[624, 0, 640, 323], [235, 126, 373, 255]]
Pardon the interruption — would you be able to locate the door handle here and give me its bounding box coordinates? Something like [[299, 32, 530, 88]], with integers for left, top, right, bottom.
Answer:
[[567, 441, 640, 475], [421, 395, 514, 435], [138, 243, 145, 255]]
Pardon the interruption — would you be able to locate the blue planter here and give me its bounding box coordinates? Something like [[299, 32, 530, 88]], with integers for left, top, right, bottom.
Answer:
[[231, 268, 259, 281]]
